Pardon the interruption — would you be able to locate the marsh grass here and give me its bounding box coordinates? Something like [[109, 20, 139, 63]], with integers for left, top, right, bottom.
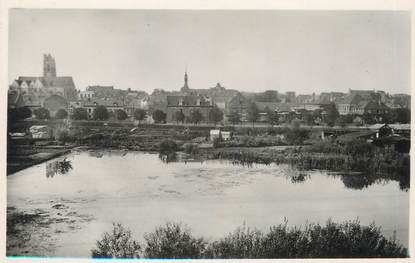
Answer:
[[91, 220, 407, 259]]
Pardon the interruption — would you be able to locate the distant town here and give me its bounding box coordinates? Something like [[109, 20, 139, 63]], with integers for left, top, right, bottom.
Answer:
[[8, 54, 411, 127]]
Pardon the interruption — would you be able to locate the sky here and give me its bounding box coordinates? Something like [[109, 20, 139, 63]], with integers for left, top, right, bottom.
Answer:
[[8, 9, 411, 95]]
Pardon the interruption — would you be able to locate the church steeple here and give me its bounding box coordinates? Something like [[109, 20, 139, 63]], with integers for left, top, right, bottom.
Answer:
[[181, 71, 190, 92]]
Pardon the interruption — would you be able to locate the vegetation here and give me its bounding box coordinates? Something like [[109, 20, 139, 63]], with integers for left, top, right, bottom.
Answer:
[[93, 106, 110, 121], [254, 90, 280, 102], [144, 223, 206, 259], [247, 102, 260, 126], [209, 106, 224, 125], [71, 108, 89, 120], [189, 109, 204, 125], [152, 109, 166, 124], [91, 220, 407, 259], [8, 106, 32, 121], [183, 143, 199, 155], [116, 109, 128, 121], [158, 139, 178, 154], [133, 109, 147, 123], [55, 109, 68, 119], [228, 111, 241, 125], [33, 107, 50, 120], [91, 223, 141, 258], [173, 110, 185, 124], [325, 103, 339, 127]]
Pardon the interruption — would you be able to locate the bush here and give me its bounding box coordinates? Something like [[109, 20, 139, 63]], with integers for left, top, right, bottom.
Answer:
[[116, 109, 128, 121], [33, 107, 50, 120], [158, 139, 178, 154], [91, 223, 141, 258], [144, 222, 206, 259], [93, 106, 109, 121], [183, 143, 199, 154], [55, 109, 68, 119], [71, 108, 89, 120], [54, 127, 71, 143]]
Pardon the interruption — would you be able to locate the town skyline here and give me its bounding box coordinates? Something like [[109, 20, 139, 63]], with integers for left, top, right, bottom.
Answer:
[[9, 9, 410, 95]]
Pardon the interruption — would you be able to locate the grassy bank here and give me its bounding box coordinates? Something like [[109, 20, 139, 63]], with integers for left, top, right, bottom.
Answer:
[[91, 220, 407, 259]]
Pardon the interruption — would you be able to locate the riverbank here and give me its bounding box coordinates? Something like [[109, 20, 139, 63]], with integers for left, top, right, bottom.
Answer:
[[7, 145, 75, 175]]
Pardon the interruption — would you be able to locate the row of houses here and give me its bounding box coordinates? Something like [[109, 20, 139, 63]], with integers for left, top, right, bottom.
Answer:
[[8, 54, 410, 124]]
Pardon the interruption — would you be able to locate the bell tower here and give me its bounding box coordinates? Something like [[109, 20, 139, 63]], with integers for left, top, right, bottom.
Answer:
[[43, 54, 56, 77]]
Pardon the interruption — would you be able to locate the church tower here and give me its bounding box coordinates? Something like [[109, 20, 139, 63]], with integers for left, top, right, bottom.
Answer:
[[181, 71, 190, 92], [43, 54, 56, 77]]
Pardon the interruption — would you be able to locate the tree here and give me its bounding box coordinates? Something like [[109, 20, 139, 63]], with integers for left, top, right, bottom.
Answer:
[[189, 109, 204, 125], [93, 106, 109, 121], [173, 110, 185, 124], [116, 109, 128, 121], [228, 111, 241, 125], [8, 106, 32, 121], [71, 108, 89, 120], [325, 103, 339, 127], [152, 109, 166, 124], [55, 109, 68, 119], [247, 102, 260, 126], [265, 107, 278, 126], [394, 108, 410, 124], [134, 109, 147, 123], [208, 106, 223, 125], [34, 107, 50, 120]]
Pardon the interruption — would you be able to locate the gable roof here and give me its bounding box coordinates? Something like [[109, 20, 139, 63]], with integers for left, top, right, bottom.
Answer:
[[167, 95, 212, 107]]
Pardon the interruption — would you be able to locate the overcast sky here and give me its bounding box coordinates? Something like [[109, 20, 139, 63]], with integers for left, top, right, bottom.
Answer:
[[8, 9, 410, 95]]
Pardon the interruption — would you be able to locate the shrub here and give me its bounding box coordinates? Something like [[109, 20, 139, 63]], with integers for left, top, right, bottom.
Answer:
[[55, 109, 68, 119], [54, 127, 71, 143], [158, 139, 178, 154], [71, 108, 89, 120], [93, 106, 109, 121], [116, 109, 128, 121], [183, 143, 199, 154], [91, 223, 141, 258], [33, 107, 50, 120], [212, 137, 221, 148], [144, 222, 206, 259]]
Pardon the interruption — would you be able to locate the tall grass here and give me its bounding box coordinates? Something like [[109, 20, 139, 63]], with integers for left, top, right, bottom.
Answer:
[[91, 220, 407, 259]]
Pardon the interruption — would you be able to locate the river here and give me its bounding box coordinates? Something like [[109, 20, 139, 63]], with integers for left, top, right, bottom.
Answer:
[[7, 149, 409, 257]]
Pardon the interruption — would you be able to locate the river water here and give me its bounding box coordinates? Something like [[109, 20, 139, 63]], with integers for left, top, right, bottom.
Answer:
[[7, 149, 409, 257]]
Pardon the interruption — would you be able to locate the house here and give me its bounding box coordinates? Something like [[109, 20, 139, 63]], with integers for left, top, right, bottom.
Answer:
[[82, 99, 125, 119], [30, 125, 51, 139], [166, 95, 213, 123]]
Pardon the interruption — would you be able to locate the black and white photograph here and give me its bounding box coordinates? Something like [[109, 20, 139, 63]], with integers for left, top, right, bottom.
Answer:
[[3, 2, 413, 261]]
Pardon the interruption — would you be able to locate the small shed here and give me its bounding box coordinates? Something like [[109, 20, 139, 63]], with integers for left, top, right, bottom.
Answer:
[[210, 129, 221, 141], [221, 131, 232, 141]]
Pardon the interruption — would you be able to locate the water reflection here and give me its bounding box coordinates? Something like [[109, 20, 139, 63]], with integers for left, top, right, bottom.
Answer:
[[46, 158, 73, 178], [329, 172, 409, 192], [159, 152, 177, 163]]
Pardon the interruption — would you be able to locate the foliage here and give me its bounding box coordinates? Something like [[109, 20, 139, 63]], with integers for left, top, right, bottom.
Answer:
[[91, 223, 141, 258], [116, 109, 128, 121], [212, 137, 221, 149], [71, 108, 89, 120], [91, 220, 407, 259], [189, 109, 204, 124], [54, 127, 71, 142], [133, 109, 147, 122], [325, 103, 339, 127], [8, 106, 32, 121], [55, 109, 68, 119], [144, 222, 207, 259], [265, 107, 279, 126], [209, 106, 224, 125], [183, 143, 199, 154], [158, 139, 178, 154], [285, 128, 310, 145], [174, 110, 185, 123], [228, 111, 241, 125], [152, 110, 166, 124], [246, 102, 260, 125], [93, 106, 110, 121], [33, 107, 50, 120]]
